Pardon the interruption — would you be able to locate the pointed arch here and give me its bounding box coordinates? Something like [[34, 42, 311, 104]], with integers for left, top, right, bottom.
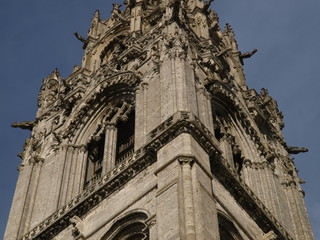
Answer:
[[101, 211, 149, 240], [65, 82, 138, 188], [218, 213, 244, 240]]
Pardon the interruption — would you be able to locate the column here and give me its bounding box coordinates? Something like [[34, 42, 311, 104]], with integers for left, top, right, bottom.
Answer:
[[102, 124, 117, 174], [156, 133, 219, 240]]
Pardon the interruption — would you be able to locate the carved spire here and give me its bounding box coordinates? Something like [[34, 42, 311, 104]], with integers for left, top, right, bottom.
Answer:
[[37, 68, 62, 114], [88, 10, 101, 38], [224, 23, 238, 51]]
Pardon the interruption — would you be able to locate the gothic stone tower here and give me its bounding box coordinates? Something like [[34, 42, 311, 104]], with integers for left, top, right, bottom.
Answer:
[[5, 1, 314, 240]]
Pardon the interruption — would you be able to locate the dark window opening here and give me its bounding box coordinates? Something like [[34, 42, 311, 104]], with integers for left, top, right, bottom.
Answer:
[[218, 214, 244, 240], [116, 111, 135, 164], [85, 134, 105, 187], [219, 225, 237, 240], [214, 125, 222, 141]]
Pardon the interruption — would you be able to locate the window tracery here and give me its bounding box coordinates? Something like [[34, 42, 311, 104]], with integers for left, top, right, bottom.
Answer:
[[101, 212, 149, 240], [84, 101, 135, 188]]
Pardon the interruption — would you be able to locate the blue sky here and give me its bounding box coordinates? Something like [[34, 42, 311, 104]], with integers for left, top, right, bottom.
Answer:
[[0, 0, 319, 238]]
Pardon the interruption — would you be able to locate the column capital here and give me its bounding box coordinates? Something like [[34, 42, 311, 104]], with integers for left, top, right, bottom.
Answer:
[[105, 124, 117, 130], [178, 156, 195, 166]]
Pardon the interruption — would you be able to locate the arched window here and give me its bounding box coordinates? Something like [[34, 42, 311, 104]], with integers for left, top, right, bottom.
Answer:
[[218, 213, 244, 240], [101, 212, 149, 240], [84, 102, 135, 188]]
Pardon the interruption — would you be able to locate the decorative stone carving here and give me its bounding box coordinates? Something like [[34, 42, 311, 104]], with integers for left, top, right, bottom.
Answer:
[[263, 231, 277, 240], [74, 32, 89, 49], [69, 216, 84, 239], [11, 121, 35, 130], [286, 146, 309, 154]]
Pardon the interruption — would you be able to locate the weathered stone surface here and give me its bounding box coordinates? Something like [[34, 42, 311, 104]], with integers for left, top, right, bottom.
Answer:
[[5, 1, 314, 240]]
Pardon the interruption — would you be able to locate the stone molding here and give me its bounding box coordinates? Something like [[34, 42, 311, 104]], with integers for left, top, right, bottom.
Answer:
[[243, 159, 275, 171]]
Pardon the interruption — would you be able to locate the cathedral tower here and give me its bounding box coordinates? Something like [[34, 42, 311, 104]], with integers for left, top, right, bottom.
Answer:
[[5, 1, 314, 240]]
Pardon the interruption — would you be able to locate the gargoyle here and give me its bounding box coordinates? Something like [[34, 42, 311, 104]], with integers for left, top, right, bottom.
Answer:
[[11, 121, 35, 130], [216, 47, 232, 57], [287, 146, 309, 154], [74, 32, 89, 49], [240, 49, 257, 64]]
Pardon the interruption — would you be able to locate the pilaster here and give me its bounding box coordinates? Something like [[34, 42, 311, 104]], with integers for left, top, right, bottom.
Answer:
[[156, 133, 219, 240], [282, 180, 315, 240], [4, 162, 35, 240]]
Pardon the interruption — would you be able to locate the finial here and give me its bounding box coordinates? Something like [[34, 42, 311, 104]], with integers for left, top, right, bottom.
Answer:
[[203, 0, 214, 12], [94, 10, 100, 19], [225, 23, 233, 32], [239, 49, 257, 64]]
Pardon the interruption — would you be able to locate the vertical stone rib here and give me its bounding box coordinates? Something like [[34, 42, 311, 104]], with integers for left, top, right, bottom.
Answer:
[[171, 58, 178, 113], [180, 159, 196, 240], [5, 163, 33, 240], [55, 145, 68, 209], [142, 82, 148, 146], [67, 148, 79, 202], [197, 87, 209, 132], [71, 146, 86, 198], [20, 161, 42, 235], [102, 124, 117, 173], [191, 164, 204, 240], [78, 147, 87, 193], [58, 146, 74, 207], [205, 92, 214, 133]]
